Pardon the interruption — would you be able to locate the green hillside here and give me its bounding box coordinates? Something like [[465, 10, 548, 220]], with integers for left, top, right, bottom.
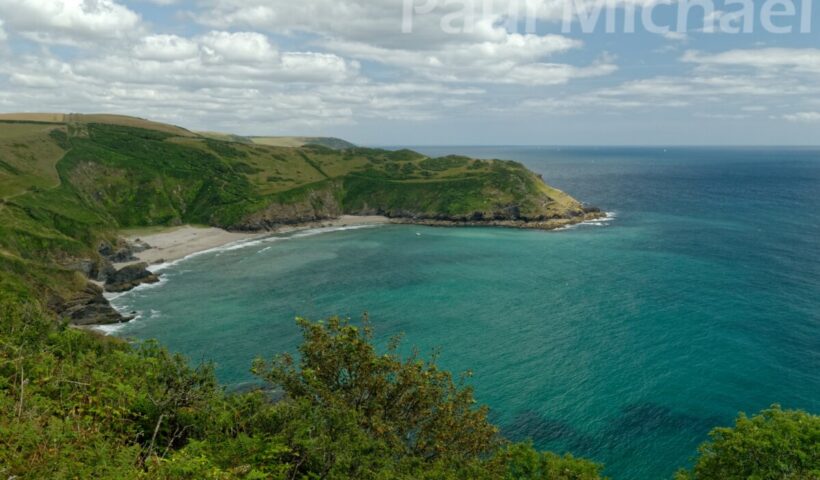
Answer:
[[0, 115, 599, 313]]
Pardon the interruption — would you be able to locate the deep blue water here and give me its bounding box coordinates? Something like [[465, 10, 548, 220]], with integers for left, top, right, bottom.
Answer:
[[110, 147, 820, 479]]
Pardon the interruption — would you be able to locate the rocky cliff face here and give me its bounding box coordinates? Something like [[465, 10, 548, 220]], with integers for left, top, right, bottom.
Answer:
[[55, 283, 132, 326], [234, 183, 343, 230], [389, 209, 605, 230], [105, 263, 160, 293]]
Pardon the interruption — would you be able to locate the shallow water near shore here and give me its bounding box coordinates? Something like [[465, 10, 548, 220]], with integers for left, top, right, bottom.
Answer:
[[110, 147, 820, 479]]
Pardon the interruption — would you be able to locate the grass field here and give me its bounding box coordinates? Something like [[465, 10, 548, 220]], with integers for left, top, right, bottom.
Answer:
[[0, 113, 65, 123], [0, 122, 67, 198]]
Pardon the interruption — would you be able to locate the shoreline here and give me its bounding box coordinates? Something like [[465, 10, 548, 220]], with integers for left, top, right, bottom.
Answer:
[[115, 215, 392, 269], [388, 211, 608, 231], [115, 212, 609, 270]]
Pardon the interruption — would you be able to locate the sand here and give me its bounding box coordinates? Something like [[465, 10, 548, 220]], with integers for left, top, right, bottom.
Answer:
[[116, 216, 390, 267]]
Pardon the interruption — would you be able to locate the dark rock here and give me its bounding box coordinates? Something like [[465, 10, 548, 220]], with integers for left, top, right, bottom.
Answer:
[[65, 257, 116, 283], [130, 239, 151, 254], [57, 283, 132, 326], [583, 205, 602, 214], [98, 241, 114, 257], [98, 238, 151, 263], [65, 259, 96, 277], [90, 259, 117, 283], [105, 262, 160, 293]]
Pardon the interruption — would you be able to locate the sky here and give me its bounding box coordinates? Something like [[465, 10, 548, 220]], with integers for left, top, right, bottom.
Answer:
[[0, 0, 819, 145]]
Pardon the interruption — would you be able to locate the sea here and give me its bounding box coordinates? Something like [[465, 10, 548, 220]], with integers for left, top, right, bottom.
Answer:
[[107, 147, 820, 479]]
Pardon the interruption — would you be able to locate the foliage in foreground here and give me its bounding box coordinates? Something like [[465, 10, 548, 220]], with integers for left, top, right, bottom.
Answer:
[[0, 296, 603, 479], [1, 294, 818, 479], [675, 406, 820, 480]]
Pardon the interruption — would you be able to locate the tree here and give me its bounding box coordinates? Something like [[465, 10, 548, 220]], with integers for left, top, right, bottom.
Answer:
[[252, 316, 500, 464], [500, 442, 605, 480], [675, 405, 820, 480]]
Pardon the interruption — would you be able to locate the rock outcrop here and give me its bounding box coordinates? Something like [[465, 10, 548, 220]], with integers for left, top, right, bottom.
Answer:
[[98, 239, 151, 263], [105, 263, 160, 293], [235, 183, 343, 230], [56, 283, 132, 326]]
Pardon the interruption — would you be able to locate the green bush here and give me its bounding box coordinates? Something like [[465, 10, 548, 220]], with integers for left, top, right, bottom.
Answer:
[[675, 406, 820, 480]]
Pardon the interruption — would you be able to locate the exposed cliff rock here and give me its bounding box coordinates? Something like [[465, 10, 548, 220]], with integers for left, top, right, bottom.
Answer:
[[235, 183, 343, 230], [64, 256, 116, 283], [56, 283, 132, 326], [389, 209, 607, 230], [98, 238, 151, 263], [105, 263, 160, 293]]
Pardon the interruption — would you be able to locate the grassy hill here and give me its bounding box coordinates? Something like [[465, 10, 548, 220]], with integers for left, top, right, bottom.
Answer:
[[0, 114, 600, 318]]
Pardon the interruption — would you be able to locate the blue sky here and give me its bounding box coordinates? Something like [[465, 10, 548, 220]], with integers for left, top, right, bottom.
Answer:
[[0, 0, 819, 145]]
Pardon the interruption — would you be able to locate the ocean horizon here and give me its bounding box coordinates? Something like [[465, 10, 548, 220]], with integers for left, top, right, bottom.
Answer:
[[109, 146, 820, 479]]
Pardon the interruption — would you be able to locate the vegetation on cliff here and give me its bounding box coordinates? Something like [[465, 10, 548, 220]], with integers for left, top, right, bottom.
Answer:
[[0, 296, 603, 479], [1, 297, 817, 479]]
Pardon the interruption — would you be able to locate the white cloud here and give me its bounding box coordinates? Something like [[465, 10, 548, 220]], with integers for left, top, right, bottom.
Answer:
[[550, 47, 820, 117], [130, 0, 178, 4], [133, 34, 199, 61], [502, 58, 617, 86], [782, 112, 820, 123], [521, 91, 689, 114], [193, 0, 617, 86], [694, 112, 749, 120], [279, 53, 358, 82], [9, 72, 60, 88], [0, 0, 142, 46], [73, 50, 356, 88], [0, 33, 479, 133], [1, 0, 817, 143], [662, 31, 688, 42], [682, 48, 820, 74], [193, 0, 531, 46], [326, 34, 615, 85], [519, 48, 820, 118], [194, 0, 674, 46], [199, 31, 278, 64], [588, 72, 815, 106]]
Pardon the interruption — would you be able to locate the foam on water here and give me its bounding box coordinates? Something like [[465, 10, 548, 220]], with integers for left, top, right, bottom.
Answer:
[[148, 224, 382, 272], [558, 211, 617, 230]]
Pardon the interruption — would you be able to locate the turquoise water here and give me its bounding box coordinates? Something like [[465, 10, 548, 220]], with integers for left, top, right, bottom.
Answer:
[[110, 147, 820, 479]]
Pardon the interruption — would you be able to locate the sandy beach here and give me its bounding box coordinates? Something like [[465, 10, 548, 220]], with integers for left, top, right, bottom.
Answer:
[[116, 215, 390, 267]]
